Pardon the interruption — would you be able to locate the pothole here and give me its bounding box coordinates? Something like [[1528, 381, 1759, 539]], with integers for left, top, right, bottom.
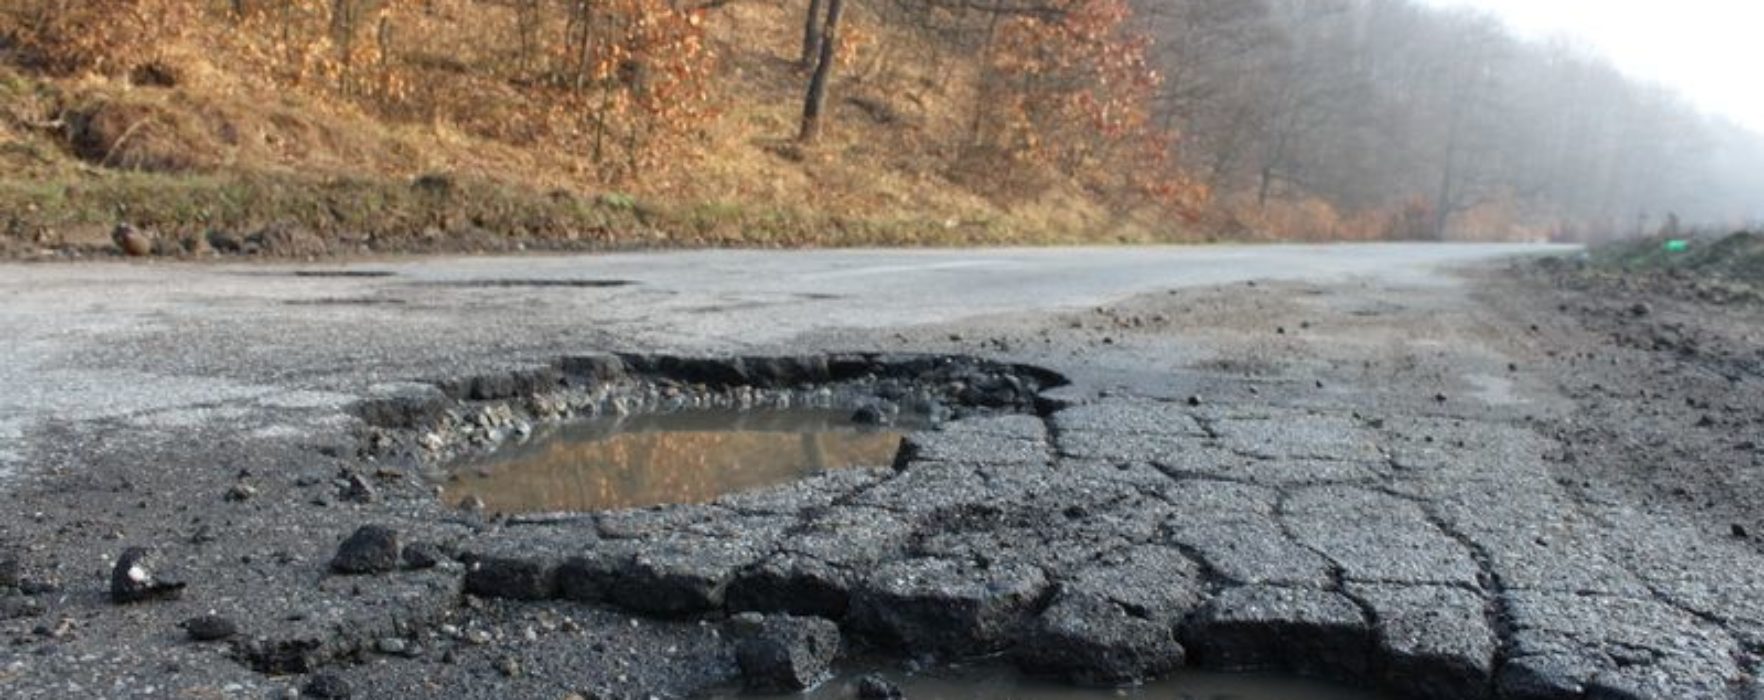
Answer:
[[329, 355, 1412, 695], [443, 407, 925, 514], [356, 352, 1062, 509]]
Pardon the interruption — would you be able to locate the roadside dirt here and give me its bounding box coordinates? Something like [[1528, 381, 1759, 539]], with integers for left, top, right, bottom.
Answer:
[[1501, 259, 1764, 554]]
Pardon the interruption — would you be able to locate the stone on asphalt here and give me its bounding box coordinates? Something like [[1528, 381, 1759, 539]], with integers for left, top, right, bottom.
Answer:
[[110, 547, 187, 604], [329, 525, 402, 575], [184, 615, 239, 642]]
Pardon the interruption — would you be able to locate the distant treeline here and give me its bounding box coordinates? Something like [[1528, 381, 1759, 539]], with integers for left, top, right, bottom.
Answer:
[[1137, 0, 1764, 240]]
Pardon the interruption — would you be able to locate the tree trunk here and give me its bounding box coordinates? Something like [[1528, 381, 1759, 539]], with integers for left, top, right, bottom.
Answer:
[[965, 0, 1005, 149], [800, 0, 826, 69], [798, 0, 844, 143]]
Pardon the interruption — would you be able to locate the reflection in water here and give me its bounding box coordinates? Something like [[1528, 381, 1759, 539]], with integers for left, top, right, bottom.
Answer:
[[759, 665, 1386, 700], [444, 408, 912, 514]]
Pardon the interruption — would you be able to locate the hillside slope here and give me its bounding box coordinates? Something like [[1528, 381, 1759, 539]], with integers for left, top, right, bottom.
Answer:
[[0, 0, 1197, 258]]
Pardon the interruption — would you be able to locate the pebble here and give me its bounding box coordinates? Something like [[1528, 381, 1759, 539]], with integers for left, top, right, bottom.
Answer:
[[329, 525, 402, 575], [110, 547, 186, 604], [113, 224, 153, 257], [184, 615, 238, 642]]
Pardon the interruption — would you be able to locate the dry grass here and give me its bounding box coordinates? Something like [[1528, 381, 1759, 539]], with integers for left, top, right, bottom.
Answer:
[[0, 0, 1201, 256]]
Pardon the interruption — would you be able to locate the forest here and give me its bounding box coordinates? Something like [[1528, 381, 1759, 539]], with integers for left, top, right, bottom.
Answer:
[[1, 0, 1760, 249]]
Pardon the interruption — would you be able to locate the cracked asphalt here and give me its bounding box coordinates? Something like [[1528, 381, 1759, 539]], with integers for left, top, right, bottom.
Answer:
[[6, 243, 1763, 699]]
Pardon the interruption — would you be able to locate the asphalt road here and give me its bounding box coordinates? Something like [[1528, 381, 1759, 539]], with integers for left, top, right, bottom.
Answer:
[[8, 241, 1764, 699], [0, 243, 1560, 485]]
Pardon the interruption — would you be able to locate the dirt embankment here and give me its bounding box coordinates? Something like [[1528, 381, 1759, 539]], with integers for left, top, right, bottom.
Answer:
[[0, 0, 1186, 261]]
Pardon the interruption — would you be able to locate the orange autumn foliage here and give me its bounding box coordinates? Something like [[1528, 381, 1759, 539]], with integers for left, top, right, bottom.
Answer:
[[980, 0, 1205, 212]]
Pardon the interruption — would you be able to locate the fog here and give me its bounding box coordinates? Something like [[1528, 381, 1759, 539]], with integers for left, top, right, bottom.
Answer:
[[1135, 0, 1764, 239]]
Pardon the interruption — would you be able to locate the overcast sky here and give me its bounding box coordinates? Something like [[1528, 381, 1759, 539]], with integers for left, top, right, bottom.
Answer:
[[1418, 0, 1764, 134]]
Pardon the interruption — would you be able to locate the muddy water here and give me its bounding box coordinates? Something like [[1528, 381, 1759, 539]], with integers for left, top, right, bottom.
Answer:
[[443, 408, 913, 514], [770, 665, 1385, 700]]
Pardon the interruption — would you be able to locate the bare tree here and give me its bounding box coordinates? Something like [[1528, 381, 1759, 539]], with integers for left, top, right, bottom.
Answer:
[[802, 0, 826, 68], [799, 0, 845, 142]]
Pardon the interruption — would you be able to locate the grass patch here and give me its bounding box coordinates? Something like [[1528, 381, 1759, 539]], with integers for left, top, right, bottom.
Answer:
[[1, 168, 1176, 256]]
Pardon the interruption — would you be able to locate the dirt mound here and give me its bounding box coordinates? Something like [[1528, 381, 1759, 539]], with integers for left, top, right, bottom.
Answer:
[[1592, 231, 1764, 282]]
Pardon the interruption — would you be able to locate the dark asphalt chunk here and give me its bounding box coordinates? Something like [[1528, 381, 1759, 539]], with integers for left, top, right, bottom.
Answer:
[[609, 536, 766, 615], [848, 557, 1049, 658], [465, 557, 558, 601], [330, 525, 403, 575], [1013, 545, 1203, 685], [1183, 585, 1373, 683], [731, 614, 842, 692], [183, 615, 238, 642], [1349, 584, 1496, 700], [109, 547, 186, 604]]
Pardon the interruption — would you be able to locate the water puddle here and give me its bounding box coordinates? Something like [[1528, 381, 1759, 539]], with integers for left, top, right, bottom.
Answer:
[[443, 408, 915, 514], [757, 665, 1384, 700]]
